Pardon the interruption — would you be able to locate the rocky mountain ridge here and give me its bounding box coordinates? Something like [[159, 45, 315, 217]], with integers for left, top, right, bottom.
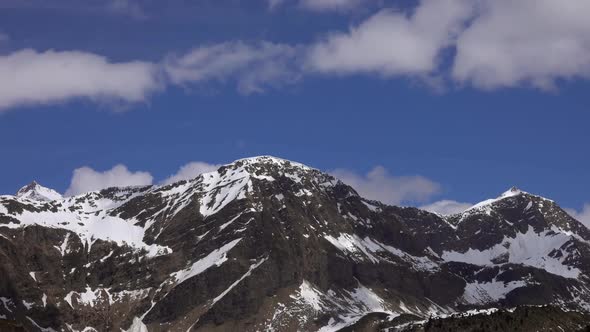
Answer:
[[0, 156, 589, 331]]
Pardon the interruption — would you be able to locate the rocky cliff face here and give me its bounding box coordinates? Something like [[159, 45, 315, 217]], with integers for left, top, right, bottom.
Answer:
[[0, 156, 589, 331]]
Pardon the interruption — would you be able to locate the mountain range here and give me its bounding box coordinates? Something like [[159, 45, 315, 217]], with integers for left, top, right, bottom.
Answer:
[[1, 156, 589, 331]]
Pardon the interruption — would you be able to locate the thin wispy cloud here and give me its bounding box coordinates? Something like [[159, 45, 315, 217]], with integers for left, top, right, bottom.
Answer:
[[164, 41, 301, 95], [106, 0, 148, 19], [420, 199, 472, 215], [266, 0, 286, 10], [299, 0, 367, 12], [267, 0, 368, 12], [565, 204, 590, 230]]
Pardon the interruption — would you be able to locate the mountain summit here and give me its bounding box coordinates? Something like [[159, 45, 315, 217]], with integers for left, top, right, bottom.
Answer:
[[1, 157, 589, 331], [15, 181, 63, 202]]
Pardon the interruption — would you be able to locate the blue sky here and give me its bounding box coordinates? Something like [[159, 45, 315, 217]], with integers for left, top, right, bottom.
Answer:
[[0, 0, 589, 221]]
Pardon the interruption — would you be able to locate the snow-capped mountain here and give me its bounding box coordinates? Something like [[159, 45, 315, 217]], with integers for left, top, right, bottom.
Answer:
[[1, 156, 589, 331], [14, 181, 63, 202]]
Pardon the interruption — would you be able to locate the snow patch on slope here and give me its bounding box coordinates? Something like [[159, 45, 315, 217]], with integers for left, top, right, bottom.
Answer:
[[170, 238, 242, 285], [442, 226, 580, 278], [0, 207, 170, 256], [199, 169, 250, 217], [125, 317, 148, 332], [210, 256, 267, 305], [288, 280, 399, 332], [64, 286, 110, 308], [324, 233, 439, 271], [296, 281, 324, 311], [1, 185, 171, 256], [461, 280, 528, 305]]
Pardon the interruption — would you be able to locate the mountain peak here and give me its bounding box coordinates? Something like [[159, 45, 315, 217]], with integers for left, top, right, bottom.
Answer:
[[15, 181, 63, 202], [212, 155, 318, 181], [16, 181, 40, 195], [235, 155, 312, 170], [500, 186, 523, 197], [466, 186, 526, 211]]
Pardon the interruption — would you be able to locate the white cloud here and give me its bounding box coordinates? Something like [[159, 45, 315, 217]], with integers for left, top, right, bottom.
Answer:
[[164, 41, 301, 94], [64, 160, 220, 196], [331, 166, 440, 205], [5, 0, 590, 113], [303, 0, 590, 89], [305, 0, 473, 76], [65, 165, 153, 196], [453, 0, 590, 89], [0, 42, 300, 112], [0, 49, 159, 112], [420, 199, 472, 215], [299, 0, 366, 12], [565, 204, 590, 230], [220, 0, 590, 91], [162, 162, 220, 185]]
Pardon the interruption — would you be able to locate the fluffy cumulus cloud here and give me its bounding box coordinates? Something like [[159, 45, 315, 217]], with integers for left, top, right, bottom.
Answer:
[[0, 49, 158, 112], [305, 0, 590, 89], [162, 162, 220, 185], [565, 204, 590, 230], [305, 0, 473, 76], [65, 161, 221, 196], [65, 165, 154, 196], [453, 0, 590, 89], [420, 199, 472, 215], [216, 0, 590, 91], [163, 41, 301, 95], [331, 166, 440, 205]]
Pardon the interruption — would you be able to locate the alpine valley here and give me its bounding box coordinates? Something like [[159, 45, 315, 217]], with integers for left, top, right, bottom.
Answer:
[[1, 156, 589, 331]]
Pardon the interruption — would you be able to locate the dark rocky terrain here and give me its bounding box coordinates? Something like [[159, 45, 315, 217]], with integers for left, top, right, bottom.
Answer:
[[1, 156, 589, 331]]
